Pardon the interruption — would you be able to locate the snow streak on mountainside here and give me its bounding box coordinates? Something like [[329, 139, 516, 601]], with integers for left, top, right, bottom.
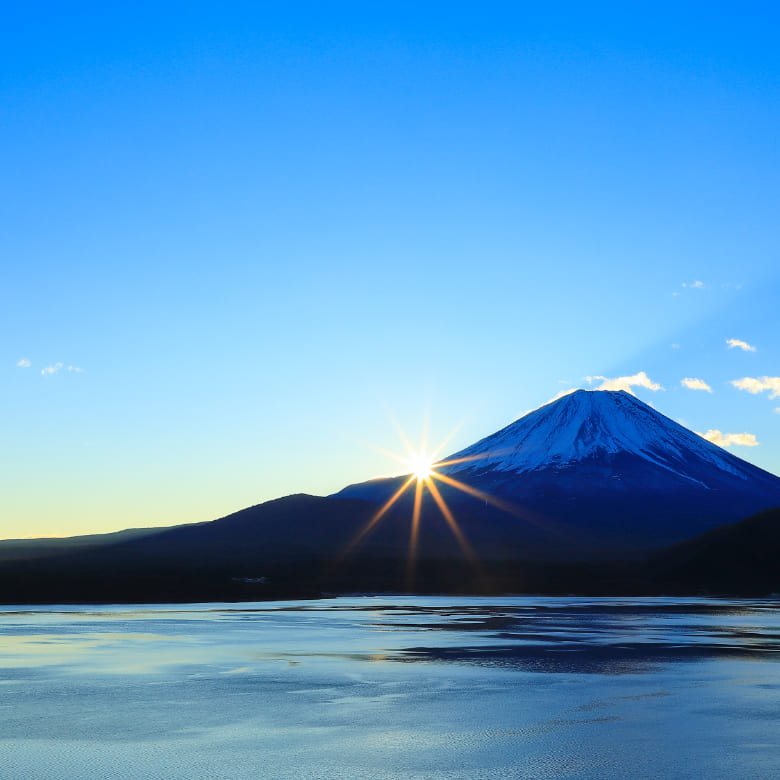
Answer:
[[441, 389, 771, 487]]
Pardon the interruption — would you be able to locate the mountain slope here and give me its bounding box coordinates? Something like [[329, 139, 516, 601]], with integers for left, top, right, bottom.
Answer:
[[647, 506, 780, 594], [442, 389, 766, 486], [0, 525, 186, 563], [336, 390, 780, 557], [0, 495, 380, 603]]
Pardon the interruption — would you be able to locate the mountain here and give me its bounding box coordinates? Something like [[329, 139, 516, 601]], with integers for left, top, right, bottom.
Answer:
[[2, 389, 779, 602], [0, 525, 185, 563], [646, 506, 780, 594], [0, 495, 379, 603], [440, 389, 765, 483], [336, 390, 780, 558]]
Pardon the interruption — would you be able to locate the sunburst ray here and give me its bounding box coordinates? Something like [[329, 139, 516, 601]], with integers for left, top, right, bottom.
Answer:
[[430, 470, 575, 542], [434, 449, 510, 468], [425, 476, 477, 564], [389, 414, 415, 459], [429, 471, 519, 515], [338, 474, 416, 561], [405, 478, 425, 589]]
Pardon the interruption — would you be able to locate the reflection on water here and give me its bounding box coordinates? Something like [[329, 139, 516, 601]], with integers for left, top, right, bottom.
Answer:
[[0, 597, 778, 778]]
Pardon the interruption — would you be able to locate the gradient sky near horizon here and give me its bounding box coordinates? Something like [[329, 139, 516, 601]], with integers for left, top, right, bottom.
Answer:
[[2, 2, 779, 538]]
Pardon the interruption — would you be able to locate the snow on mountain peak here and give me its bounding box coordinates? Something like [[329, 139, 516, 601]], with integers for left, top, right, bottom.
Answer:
[[441, 389, 753, 483]]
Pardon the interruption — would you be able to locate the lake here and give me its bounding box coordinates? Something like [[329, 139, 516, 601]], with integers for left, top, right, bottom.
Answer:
[[0, 597, 778, 778]]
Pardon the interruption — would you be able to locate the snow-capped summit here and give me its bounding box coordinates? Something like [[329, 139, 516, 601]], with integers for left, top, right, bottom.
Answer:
[[442, 389, 756, 487]]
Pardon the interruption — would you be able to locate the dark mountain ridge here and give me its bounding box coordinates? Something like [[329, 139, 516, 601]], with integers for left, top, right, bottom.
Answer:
[[647, 506, 780, 594]]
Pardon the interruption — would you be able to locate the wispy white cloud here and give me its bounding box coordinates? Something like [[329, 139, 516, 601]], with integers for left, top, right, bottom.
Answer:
[[731, 376, 780, 399], [16, 358, 31, 368], [775, 408, 780, 415], [726, 338, 756, 352], [681, 378, 712, 393], [697, 429, 759, 448], [39, 362, 84, 376], [670, 343, 680, 349], [586, 371, 662, 394], [681, 280, 704, 289]]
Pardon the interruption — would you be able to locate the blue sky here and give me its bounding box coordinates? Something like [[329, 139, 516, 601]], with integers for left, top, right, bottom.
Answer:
[[2, 3, 779, 537]]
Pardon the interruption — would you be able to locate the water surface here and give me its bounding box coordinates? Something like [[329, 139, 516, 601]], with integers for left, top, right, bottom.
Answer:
[[0, 597, 777, 778]]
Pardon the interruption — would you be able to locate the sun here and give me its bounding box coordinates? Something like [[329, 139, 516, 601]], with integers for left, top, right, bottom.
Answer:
[[407, 453, 434, 481]]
